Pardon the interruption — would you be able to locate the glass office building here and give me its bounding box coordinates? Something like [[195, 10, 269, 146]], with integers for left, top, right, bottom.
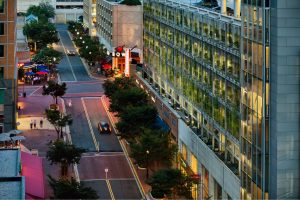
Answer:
[[140, 0, 300, 199]]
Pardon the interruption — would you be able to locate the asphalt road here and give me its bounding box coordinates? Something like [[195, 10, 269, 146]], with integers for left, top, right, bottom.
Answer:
[[55, 24, 143, 199]]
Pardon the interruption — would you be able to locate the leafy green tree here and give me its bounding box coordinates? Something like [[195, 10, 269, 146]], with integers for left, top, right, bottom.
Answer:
[[45, 109, 72, 139], [110, 87, 149, 114], [48, 176, 99, 199], [103, 77, 136, 99], [116, 105, 157, 139], [42, 80, 67, 104], [79, 41, 106, 63], [120, 0, 141, 5], [147, 169, 193, 199], [26, 2, 55, 22], [47, 140, 85, 176], [33, 47, 63, 66], [23, 21, 59, 50], [130, 129, 177, 168]]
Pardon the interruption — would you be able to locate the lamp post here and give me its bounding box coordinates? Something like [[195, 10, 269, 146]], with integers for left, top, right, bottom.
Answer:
[[146, 150, 150, 179], [104, 168, 109, 180]]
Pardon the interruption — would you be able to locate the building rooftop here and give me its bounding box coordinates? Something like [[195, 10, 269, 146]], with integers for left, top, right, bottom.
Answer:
[[0, 177, 25, 200], [149, 0, 240, 26], [0, 149, 20, 177]]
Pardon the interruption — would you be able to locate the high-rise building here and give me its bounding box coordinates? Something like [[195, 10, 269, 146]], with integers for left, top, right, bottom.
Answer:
[[138, 0, 300, 199], [83, 0, 97, 36], [0, 0, 17, 133]]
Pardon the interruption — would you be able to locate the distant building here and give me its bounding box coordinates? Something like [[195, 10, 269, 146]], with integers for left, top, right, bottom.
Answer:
[[0, 0, 17, 133], [83, 0, 96, 36], [96, 0, 143, 76]]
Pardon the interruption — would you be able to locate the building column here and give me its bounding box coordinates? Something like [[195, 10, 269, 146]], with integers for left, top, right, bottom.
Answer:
[[221, 0, 227, 15], [234, 0, 241, 18], [209, 173, 214, 199]]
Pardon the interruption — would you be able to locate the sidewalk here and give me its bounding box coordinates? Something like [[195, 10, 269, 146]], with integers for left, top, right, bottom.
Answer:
[[17, 92, 73, 199]]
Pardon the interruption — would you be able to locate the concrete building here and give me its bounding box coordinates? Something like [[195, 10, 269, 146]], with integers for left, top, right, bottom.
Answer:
[[138, 0, 300, 199], [83, 0, 97, 36], [95, 0, 143, 52], [17, 0, 83, 23], [0, 0, 17, 133], [0, 149, 25, 199]]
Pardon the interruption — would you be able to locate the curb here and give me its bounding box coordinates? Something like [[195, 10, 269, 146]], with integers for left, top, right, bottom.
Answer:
[[66, 31, 103, 81]]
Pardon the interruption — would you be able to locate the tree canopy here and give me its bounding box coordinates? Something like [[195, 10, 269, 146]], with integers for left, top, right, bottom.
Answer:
[[42, 80, 67, 104], [109, 87, 149, 114], [48, 176, 98, 199], [26, 2, 55, 22], [45, 109, 72, 139], [23, 21, 59, 49], [103, 77, 136, 99], [32, 47, 63, 66], [130, 129, 177, 168], [147, 169, 193, 199], [47, 140, 85, 176]]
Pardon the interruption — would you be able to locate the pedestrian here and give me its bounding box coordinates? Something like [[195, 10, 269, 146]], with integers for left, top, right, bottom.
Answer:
[[39, 119, 43, 128], [68, 99, 72, 107], [33, 119, 37, 129], [30, 122, 33, 129]]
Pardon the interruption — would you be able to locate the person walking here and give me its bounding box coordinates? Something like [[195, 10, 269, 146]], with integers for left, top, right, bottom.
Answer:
[[33, 119, 37, 129], [30, 122, 33, 129], [39, 119, 43, 129]]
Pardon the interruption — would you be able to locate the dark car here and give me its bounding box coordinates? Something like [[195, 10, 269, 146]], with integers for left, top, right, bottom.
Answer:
[[67, 50, 76, 56], [98, 121, 112, 134]]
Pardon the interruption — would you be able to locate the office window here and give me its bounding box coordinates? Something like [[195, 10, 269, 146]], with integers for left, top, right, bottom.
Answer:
[[0, 67, 3, 79], [0, 45, 3, 57], [0, 0, 4, 13], [0, 89, 4, 104], [0, 23, 4, 35]]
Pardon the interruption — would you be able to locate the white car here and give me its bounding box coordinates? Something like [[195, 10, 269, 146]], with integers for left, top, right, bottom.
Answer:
[[66, 50, 76, 56]]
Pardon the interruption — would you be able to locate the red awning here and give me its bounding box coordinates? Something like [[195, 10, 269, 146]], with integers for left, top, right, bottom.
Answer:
[[102, 64, 112, 70], [21, 151, 45, 199]]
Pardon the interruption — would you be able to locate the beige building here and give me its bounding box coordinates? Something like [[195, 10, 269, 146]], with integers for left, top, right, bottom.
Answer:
[[83, 0, 97, 36], [0, 0, 17, 133], [95, 0, 143, 52]]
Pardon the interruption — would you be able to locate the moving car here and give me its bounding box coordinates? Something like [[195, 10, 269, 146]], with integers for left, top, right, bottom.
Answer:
[[67, 50, 76, 56], [98, 121, 112, 134]]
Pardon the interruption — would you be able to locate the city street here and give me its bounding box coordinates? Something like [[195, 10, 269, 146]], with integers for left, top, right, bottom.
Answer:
[[54, 24, 143, 199]]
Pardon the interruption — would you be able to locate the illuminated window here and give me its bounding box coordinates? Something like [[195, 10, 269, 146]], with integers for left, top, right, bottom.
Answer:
[[190, 153, 198, 174], [182, 143, 187, 161]]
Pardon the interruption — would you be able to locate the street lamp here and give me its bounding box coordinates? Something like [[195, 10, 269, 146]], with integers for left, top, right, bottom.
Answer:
[[77, 32, 79, 35], [82, 41, 85, 44], [104, 168, 109, 180], [86, 46, 88, 49], [79, 36, 82, 40], [89, 51, 91, 55], [146, 150, 150, 179]]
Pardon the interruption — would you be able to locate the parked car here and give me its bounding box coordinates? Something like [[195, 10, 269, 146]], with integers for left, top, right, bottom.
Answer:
[[66, 50, 76, 56], [98, 121, 112, 134]]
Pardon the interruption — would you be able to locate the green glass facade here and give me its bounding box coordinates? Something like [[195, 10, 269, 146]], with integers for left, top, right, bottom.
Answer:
[[241, 0, 270, 199], [143, 0, 242, 178]]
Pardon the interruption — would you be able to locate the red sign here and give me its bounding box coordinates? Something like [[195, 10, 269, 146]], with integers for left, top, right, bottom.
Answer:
[[115, 46, 124, 53], [191, 174, 201, 182]]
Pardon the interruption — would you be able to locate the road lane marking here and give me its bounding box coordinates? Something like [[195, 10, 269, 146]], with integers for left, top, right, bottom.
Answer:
[[29, 86, 42, 96], [81, 97, 99, 152], [81, 154, 125, 158], [61, 98, 80, 182], [57, 32, 77, 82], [106, 180, 115, 200], [100, 96, 146, 199]]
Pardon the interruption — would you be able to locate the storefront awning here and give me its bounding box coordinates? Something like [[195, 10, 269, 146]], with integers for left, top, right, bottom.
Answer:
[[21, 151, 45, 199]]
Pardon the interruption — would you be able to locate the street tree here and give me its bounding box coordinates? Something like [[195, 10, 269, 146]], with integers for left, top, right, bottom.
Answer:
[[103, 77, 136, 99], [45, 109, 73, 139], [32, 47, 63, 66], [26, 2, 55, 22], [110, 87, 149, 114], [147, 169, 193, 199], [130, 129, 177, 168], [79, 41, 106, 64], [23, 21, 59, 50], [47, 140, 85, 176], [42, 80, 67, 104], [48, 176, 99, 199], [116, 105, 157, 139]]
